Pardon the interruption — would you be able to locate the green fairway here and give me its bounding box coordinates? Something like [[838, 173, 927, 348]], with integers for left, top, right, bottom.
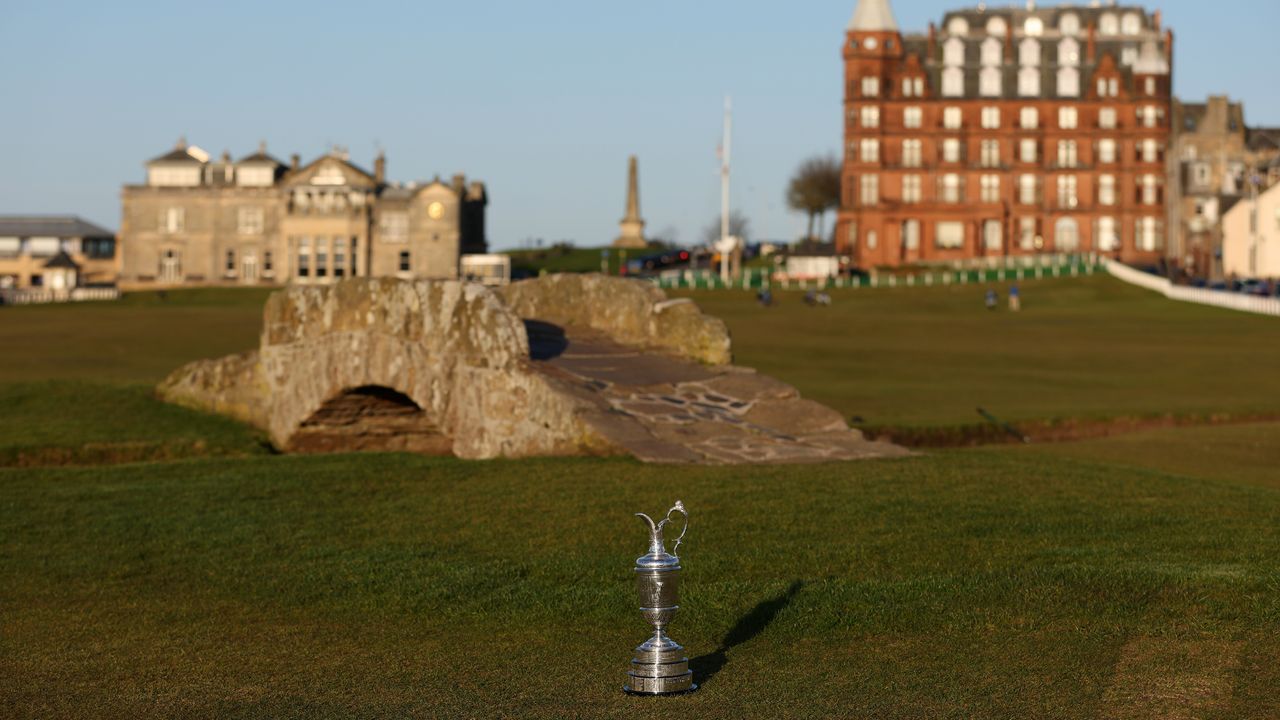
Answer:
[[675, 275, 1280, 431], [2, 277, 1279, 717], [0, 289, 270, 465], [3, 452, 1279, 718], [1026, 422, 1280, 490]]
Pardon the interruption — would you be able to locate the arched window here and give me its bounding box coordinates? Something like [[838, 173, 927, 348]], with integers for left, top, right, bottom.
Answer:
[[1100, 13, 1119, 35], [1055, 218, 1080, 252], [947, 17, 969, 35], [1057, 67, 1080, 98], [1059, 13, 1081, 36], [1096, 217, 1119, 251], [980, 67, 1002, 97], [1122, 12, 1142, 35], [1019, 38, 1041, 66], [1058, 38, 1080, 66], [1025, 17, 1044, 36], [942, 67, 965, 97], [944, 37, 965, 66], [981, 37, 1003, 66], [986, 17, 1008, 36], [903, 219, 921, 250], [1018, 67, 1041, 97]]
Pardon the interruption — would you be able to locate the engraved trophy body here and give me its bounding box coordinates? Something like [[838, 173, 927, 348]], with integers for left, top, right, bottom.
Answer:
[[624, 500, 697, 696]]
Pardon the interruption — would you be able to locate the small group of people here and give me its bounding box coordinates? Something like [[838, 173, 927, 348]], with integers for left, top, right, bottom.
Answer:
[[803, 290, 832, 307], [985, 284, 1021, 312], [754, 288, 833, 308]]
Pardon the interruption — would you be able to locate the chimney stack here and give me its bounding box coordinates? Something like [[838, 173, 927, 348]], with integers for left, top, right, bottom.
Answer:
[[290, 154, 300, 171], [374, 152, 386, 184]]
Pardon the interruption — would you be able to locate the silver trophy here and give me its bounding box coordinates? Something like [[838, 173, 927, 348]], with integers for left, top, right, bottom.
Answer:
[[624, 500, 697, 696]]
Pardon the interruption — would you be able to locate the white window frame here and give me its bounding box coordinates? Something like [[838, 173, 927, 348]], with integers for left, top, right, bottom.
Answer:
[[237, 207, 264, 235]]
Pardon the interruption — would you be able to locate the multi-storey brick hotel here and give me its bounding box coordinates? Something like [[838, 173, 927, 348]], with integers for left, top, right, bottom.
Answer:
[[837, 0, 1172, 267]]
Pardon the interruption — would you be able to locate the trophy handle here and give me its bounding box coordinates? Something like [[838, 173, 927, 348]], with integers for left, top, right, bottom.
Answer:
[[665, 501, 688, 557]]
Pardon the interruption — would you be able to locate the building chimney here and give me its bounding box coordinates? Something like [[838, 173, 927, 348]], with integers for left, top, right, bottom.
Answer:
[[374, 152, 386, 184], [452, 173, 466, 194], [221, 150, 231, 163], [927, 22, 937, 59], [1153, 10, 1161, 31], [290, 154, 300, 171], [1086, 22, 1097, 63]]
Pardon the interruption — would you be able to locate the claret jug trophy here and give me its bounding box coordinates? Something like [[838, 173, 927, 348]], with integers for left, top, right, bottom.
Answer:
[[623, 500, 696, 696]]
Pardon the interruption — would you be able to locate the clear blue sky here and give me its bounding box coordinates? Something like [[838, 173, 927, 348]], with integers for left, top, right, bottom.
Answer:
[[1, 0, 1276, 248]]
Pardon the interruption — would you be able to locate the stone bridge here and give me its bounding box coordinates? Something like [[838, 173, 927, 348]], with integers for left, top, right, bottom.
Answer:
[[159, 275, 906, 464]]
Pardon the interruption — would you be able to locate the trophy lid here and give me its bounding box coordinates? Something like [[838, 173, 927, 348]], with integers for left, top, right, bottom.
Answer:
[[635, 548, 681, 570]]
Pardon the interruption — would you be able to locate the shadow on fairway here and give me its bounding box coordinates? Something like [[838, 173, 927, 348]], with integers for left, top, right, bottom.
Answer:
[[691, 580, 804, 688]]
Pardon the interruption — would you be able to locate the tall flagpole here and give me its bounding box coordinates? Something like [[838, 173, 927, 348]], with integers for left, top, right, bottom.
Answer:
[[720, 96, 733, 284]]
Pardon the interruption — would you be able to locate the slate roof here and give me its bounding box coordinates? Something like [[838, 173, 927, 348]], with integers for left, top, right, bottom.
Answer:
[[149, 147, 204, 164], [1247, 128, 1280, 153], [0, 216, 114, 238], [238, 149, 285, 166], [42, 251, 81, 270]]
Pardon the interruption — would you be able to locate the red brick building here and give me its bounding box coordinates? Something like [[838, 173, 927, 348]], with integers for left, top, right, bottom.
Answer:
[[837, 0, 1173, 267]]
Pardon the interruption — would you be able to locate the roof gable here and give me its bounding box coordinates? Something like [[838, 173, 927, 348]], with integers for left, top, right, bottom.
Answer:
[[284, 155, 377, 188]]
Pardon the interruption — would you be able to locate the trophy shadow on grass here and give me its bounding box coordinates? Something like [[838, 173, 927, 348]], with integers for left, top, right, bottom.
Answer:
[[690, 580, 804, 688]]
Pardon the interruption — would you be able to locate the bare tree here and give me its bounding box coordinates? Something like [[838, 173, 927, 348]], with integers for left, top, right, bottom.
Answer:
[[702, 211, 751, 246], [786, 155, 841, 242]]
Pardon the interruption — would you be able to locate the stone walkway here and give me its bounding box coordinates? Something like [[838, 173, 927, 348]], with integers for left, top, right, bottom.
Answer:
[[527, 323, 909, 465]]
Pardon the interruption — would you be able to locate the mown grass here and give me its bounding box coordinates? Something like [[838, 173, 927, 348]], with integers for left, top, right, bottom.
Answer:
[[675, 275, 1280, 429], [0, 289, 271, 464], [0, 382, 269, 466], [3, 452, 1279, 718], [1027, 422, 1280, 490]]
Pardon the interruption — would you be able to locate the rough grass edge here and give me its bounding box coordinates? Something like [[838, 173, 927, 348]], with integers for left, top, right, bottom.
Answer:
[[859, 411, 1280, 448]]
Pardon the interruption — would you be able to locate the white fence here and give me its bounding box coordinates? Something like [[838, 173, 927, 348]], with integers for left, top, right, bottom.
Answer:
[[0, 287, 121, 306], [1103, 260, 1280, 317]]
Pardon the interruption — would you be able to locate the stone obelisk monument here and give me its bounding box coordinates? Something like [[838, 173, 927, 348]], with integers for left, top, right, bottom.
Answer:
[[613, 156, 647, 249]]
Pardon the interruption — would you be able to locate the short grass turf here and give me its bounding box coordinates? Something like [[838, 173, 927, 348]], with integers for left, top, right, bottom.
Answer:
[[674, 275, 1280, 428], [1026, 422, 1280, 491], [0, 288, 271, 463], [3, 452, 1280, 719]]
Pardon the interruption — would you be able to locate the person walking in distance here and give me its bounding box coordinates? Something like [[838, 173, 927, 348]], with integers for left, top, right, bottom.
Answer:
[[1009, 284, 1021, 312], [985, 288, 999, 311]]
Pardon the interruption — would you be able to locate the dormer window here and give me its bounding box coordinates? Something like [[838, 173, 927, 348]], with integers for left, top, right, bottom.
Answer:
[[1059, 13, 1081, 36], [947, 17, 969, 35], [981, 37, 1002, 66], [944, 38, 965, 66], [1122, 13, 1142, 35], [986, 17, 1007, 36], [1024, 17, 1044, 36], [1019, 38, 1040, 66]]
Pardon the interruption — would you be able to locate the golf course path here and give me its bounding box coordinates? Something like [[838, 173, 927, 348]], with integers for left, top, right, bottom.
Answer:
[[528, 322, 908, 464]]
